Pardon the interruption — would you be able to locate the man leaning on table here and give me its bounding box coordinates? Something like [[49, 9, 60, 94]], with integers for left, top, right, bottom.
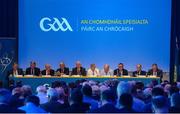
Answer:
[[41, 64, 55, 76], [113, 63, 128, 76], [25, 61, 41, 76], [132, 64, 146, 77], [71, 61, 86, 76]]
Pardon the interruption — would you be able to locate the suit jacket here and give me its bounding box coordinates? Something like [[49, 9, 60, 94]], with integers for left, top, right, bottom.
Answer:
[[41, 69, 55, 76], [0, 104, 25, 113], [119, 107, 136, 113], [56, 67, 69, 75], [169, 107, 180, 113], [9, 94, 25, 109], [147, 69, 163, 78], [25, 67, 40, 76], [113, 69, 128, 76], [61, 103, 90, 113], [89, 103, 121, 113], [7, 68, 24, 77], [6, 68, 24, 81], [40, 101, 69, 113], [71, 67, 86, 76], [7, 68, 24, 76], [132, 70, 146, 77]]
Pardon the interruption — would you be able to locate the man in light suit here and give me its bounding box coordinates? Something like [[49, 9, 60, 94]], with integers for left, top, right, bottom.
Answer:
[[87, 64, 100, 76], [100, 64, 113, 76]]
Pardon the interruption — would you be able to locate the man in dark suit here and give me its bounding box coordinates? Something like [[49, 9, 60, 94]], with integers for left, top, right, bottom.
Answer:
[[25, 61, 40, 76], [113, 63, 128, 76], [147, 64, 163, 78], [61, 88, 90, 113], [71, 61, 86, 76], [41, 64, 55, 76], [40, 88, 69, 113], [169, 93, 180, 113], [56, 62, 69, 75], [132, 64, 146, 77], [89, 89, 121, 113], [119, 93, 136, 113], [0, 89, 25, 113], [6, 63, 24, 84], [7, 63, 24, 76]]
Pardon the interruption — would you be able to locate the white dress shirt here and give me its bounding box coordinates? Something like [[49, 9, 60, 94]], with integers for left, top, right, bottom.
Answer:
[[87, 68, 100, 76], [13, 70, 18, 76], [100, 69, 113, 76]]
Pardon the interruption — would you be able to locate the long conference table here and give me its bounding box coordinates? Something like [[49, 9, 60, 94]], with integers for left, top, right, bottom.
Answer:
[[10, 75, 160, 92]]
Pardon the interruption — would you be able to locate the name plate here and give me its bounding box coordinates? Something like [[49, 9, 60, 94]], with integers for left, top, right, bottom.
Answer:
[[149, 75, 157, 78], [14, 75, 23, 77], [88, 75, 97, 77], [137, 75, 147, 78], [71, 75, 81, 77], [25, 75, 34, 77], [42, 75, 51, 77], [101, 75, 112, 78], [121, 76, 131, 78], [61, 75, 69, 77]]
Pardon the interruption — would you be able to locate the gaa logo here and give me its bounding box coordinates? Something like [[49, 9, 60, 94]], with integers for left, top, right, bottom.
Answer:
[[40, 17, 73, 32]]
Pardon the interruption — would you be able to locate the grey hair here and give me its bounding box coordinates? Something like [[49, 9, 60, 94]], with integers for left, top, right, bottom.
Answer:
[[117, 81, 132, 99], [36, 85, 47, 93], [47, 88, 59, 101]]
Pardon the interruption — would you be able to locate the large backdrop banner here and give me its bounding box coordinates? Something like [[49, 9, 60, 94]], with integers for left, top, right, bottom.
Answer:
[[19, 0, 172, 71]]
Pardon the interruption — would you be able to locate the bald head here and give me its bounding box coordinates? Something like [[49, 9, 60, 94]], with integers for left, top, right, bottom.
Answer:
[[104, 64, 110, 72]]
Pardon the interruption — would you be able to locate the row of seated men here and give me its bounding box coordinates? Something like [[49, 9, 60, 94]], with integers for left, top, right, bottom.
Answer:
[[7, 61, 163, 78]]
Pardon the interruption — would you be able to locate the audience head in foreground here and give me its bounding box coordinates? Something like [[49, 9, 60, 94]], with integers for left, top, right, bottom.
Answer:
[[152, 96, 169, 113], [0, 79, 180, 113]]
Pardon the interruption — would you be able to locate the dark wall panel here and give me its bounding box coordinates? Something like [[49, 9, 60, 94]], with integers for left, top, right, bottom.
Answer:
[[0, 0, 18, 37], [0, 0, 18, 87]]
